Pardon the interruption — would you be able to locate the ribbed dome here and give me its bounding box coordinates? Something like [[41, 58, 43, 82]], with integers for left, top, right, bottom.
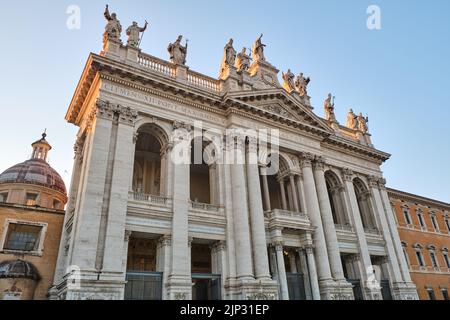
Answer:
[[0, 158, 66, 195], [0, 260, 40, 281]]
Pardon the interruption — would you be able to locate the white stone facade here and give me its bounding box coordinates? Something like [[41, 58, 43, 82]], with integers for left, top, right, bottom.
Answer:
[[51, 39, 418, 300]]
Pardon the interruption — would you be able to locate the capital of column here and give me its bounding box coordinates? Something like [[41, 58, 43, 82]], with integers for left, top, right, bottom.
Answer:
[[312, 156, 326, 171], [172, 120, 192, 132], [210, 240, 227, 253], [299, 152, 315, 168], [341, 168, 354, 182], [271, 240, 284, 252], [367, 175, 380, 188], [124, 230, 132, 242], [95, 99, 138, 125], [378, 177, 387, 190], [158, 235, 172, 247]]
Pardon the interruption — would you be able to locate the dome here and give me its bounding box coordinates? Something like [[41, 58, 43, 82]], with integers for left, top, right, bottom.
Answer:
[[0, 260, 40, 281], [0, 158, 66, 194]]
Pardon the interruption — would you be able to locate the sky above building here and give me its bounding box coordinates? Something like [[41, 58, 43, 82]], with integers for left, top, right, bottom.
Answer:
[[0, 0, 448, 202]]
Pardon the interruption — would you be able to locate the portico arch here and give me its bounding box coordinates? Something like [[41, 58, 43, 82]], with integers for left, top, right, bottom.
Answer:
[[132, 123, 170, 196], [324, 170, 349, 225], [353, 178, 377, 230]]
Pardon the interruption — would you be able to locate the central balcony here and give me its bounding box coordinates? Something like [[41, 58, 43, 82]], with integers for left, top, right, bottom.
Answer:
[[127, 192, 172, 215], [264, 209, 311, 230]]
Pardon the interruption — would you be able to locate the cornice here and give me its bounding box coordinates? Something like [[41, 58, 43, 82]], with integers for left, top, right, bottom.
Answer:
[[388, 188, 450, 211]]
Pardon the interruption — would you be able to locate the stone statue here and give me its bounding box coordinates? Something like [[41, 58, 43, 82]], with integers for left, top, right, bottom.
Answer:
[[295, 73, 310, 97], [324, 93, 337, 123], [235, 47, 251, 72], [252, 33, 266, 62], [103, 5, 122, 42], [126, 20, 148, 48], [222, 39, 236, 67], [346, 108, 357, 130], [282, 69, 295, 91], [357, 113, 369, 133], [168, 35, 188, 65]]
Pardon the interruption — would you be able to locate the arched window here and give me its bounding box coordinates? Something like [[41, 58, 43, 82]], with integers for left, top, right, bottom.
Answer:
[[324, 171, 348, 225], [353, 178, 377, 230]]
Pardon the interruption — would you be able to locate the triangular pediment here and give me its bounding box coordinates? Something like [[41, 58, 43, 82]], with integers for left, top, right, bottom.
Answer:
[[226, 88, 333, 134]]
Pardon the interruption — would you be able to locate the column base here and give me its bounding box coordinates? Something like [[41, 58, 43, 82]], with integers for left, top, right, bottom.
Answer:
[[50, 269, 126, 300], [319, 279, 354, 300], [224, 277, 279, 300], [363, 283, 383, 300], [391, 282, 419, 300], [166, 274, 192, 300]]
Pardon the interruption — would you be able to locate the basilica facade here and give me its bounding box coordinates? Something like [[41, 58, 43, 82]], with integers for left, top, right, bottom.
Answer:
[[51, 9, 418, 300]]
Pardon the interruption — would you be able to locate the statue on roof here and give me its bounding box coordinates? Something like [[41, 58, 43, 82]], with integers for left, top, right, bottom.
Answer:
[[324, 93, 337, 123], [282, 69, 295, 92], [252, 33, 266, 62], [222, 39, 236, 67], [357, 113, 369, 133], [126, 20, 148, 48], [235, 47, 251, 72], [168, 35, 188, 65], [103, 5, 122, 42], [295, 73, 310, 97], [346, 108, 358, 130]]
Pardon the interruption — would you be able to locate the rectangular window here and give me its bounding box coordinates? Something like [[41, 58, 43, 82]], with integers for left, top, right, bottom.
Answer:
[[427, 288, 436, 300], [403, 208, 412, 225], [26, 193, 38, 206], [0, 192, 8, 203], [3, 223, 42, 252], [430, 252, 439, 268], [416, 251, 425, 267], [53, 199, 61, 210], [442, 289, 449, 300]]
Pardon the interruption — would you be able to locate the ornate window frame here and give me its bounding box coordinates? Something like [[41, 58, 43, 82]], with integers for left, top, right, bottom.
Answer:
[[427, 244, 440, 270], [0, 219, 48, 256], [401, 205, 412, 227], [441, 247, 450, 269], [415, 208, 426, 230], [429, 211, 440, 233], [413, 243, 426, 269]]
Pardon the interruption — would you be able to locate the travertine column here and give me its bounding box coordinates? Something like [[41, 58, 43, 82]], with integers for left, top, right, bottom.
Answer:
[[299, 153, 333, 282], [229, 137, 254, 280], [122, 230, 132, 274], [289, 175, 300, 212], [366, 177, 404, 283], [305, 245, 321, 300], [260, 167, 271, 211], [341, 169, 381, 298], [295, 174, 307, 214], [279, 178, 288, 210], [377, 180, 412, 283], [312, 157, 345, 281], [271, 234, 289, 300], [246, 143, 271, 280], [167, 123, 192, 299], [156, 235, 171, 299], [289, 252, 298, 273]]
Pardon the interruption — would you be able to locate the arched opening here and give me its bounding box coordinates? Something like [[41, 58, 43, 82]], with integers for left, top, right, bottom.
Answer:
[[324, 171, 348, 225], [261, 154, 300, 212], [189, 136, 218, 205], [353, 178, 377, 230], [132, 124, 168, 196]]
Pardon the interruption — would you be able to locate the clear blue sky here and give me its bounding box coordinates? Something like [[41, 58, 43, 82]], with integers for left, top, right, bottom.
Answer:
[[0, 1, 448, 202]]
